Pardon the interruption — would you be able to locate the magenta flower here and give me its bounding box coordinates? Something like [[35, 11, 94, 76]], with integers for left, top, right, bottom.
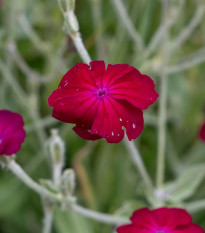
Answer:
[[117, 207, 204, 233], [199, 121, 205, 143], [48, 61, 158, 143], [0, 110, 26, 156]]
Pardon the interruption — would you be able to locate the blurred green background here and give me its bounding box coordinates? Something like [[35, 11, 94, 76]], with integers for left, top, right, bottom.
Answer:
[[0, 0, 205, 232]]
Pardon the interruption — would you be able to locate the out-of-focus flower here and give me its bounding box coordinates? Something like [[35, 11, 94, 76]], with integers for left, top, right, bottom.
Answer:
[[0, 0, 2, 7], [199, 121, 205, 143], [48, 61, 158, 143], [117, 207, 204, 233], [0, 110, 26, 156]]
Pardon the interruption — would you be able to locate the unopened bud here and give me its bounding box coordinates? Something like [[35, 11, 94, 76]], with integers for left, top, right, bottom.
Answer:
[[48, 129, 65, 165], [60, 169, 76, 196], [47, 129, 65, 186]]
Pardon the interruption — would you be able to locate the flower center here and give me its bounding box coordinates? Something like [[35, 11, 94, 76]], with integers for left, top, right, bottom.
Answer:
[[97, 87, 108, 98]]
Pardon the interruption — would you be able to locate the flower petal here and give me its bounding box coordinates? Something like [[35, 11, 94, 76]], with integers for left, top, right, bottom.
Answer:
[[130, 208, 157, 228], [103, 64, 135, 86], [173, 224, 204, 233], [1, 130, 26, 155], [73, 125, 102, 141], [199, 121, 205, 142], [0, 110, 24, 134], [49, 88, 99, 128], [58, 63, 97, 90], [152, 208, 192, 228], [111, 100, 144, 141], [117, 224, 151, 233], [91, 98, 124, 143], [90, 60, 106, 75], [110, 69, 159, 110]]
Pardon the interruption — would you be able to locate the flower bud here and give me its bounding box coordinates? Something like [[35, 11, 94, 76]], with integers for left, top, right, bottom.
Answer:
[[47, 129, 65, 185], [60, 169, 76, 196]]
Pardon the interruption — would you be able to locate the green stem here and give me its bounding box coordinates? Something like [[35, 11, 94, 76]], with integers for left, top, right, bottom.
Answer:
[[124, 137, 154, 193], [156, 0, 169, 189], [0, 157, 129, 225]]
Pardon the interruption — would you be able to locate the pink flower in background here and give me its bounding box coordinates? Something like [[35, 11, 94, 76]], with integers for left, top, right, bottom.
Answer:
[[48, 61, 158, 143], [0, 0, 2, 7], [0, 110, 26, 156], [117, 207, 204, 233], [199, 121, 205, 142]]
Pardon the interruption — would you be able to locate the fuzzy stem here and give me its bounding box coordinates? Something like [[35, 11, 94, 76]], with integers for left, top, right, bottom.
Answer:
[[42, 210, 54, 233], [111, 0, 144, 51], [156, 0, 169, 189], [186, 199, 205, 213], [70, 32, 91, 64], [0, 158, 128, 225], [171, 4, 204, 52], [0, 158, 60, 201], [72, 204, 129, 225], [124, 137, 153, 193]]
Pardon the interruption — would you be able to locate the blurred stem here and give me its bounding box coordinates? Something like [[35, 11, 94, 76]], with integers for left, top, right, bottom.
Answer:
[[167, 46, 205, 74], [143, 0, 184, 59], [73, 142, 98, 209], [186, 199, 205, 213], [19, 15, 51, 57], [0, 157, 60, 201], [171, 3, 204, 53], [72, 204, 129, 225], [156, 0, 169, 189], [111, 0, 144, 51], [9, 41, 65, 83], [0, 60, 28, 108], [124, 137, 154, 194], [89, 0, 103, 59], [0, 157, 128, 225], [25, 116, 57, 133], [42, 209, 54, 233]]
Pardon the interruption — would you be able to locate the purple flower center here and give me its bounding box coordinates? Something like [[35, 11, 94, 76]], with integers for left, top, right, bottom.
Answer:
[[97, 87, 108, 98]]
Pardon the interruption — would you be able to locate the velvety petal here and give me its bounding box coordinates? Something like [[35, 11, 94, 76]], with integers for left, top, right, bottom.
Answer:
[[130, 208, 157, 228], [0, 110, 26, 156], [91, 98, 124, 143], [1, 130, 26, 155], [73, 125, 102, 141], [49, 88, 99, 127], [117, 224, 151, 233], [58, 63, 97, 90], [152, 208, 192, 228], [173, 224, 204, 233], [112, 100, 144, 141], [91, 98, 144, 143], [102, 64, 135, 86], [199, 121, 205, 142], [0, 110, 24, 134], [110, 69, 159, 110]]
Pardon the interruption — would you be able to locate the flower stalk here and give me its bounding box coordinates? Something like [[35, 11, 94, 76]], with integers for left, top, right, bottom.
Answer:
[[57, 0, 91, 63], [0, 156, 128, 225], [156, 0, 169, 189], [124, 137, 154, 195]]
